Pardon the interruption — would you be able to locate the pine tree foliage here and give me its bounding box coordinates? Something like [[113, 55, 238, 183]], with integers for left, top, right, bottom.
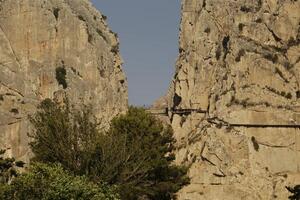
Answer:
[[99, 107, 190, 200], [29, 98, 99, 175], [29, 100, 189, 200]]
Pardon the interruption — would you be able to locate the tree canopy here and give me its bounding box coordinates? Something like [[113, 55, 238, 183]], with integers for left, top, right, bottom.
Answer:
[[28, 99, 189, 200], [100, 107, 189, 200], [29, 98, 99, 175], [1, 162, 119, 200]]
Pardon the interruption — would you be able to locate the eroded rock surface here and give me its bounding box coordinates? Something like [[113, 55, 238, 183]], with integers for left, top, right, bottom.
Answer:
[[0, 0, 127, 161], [167, 0, 300, 199]]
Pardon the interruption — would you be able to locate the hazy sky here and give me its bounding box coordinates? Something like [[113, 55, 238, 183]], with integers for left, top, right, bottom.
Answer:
[[91, 0, 181, 106]]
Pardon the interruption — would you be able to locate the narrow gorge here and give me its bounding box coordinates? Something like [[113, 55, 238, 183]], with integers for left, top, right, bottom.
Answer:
[[0, 0, 300, 199]]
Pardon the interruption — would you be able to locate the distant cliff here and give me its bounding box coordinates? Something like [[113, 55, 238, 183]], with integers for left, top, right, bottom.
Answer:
[[167, 0, 300, 199], [0, 0, 127, 161]]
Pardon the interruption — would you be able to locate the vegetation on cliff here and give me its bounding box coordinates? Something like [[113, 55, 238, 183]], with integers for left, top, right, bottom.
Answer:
[[286, 185, 300, 200], [0, 149, 25, 184]]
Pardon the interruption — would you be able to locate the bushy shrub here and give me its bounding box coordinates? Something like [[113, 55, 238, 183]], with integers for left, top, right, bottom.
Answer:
[[0, 162, 119, 200], [55, 67, 67, 89], [0, 149, 25, 184], [0, 149, 24, 199]]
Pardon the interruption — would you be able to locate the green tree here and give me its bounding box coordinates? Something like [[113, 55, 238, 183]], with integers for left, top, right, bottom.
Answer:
[[0, 162, 119, 200], [29, 98, 99, 175], [29, 100, 189, 200], [95, 107, 189, 200]]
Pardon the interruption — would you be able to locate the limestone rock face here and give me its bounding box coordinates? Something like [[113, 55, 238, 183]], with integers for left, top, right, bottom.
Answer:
[[168, 0, 300, 199], [0, 0, 128, 161]]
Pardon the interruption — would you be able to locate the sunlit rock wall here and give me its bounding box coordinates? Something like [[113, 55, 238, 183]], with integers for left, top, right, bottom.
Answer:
[[168, 0, 300, 199], [0, 0, 128, 161]]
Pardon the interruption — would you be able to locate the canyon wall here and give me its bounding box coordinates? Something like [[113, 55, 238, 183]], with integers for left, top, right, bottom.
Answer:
[[168, 0, 300, 199], [0, 0, 127, 161]]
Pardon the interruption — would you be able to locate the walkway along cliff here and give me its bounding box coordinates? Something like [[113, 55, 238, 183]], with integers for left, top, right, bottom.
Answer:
[[0, 0, 128, 161], [164, 0, 300, 199]]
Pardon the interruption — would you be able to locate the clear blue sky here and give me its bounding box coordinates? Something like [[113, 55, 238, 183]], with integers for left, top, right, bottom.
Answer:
[[91, 0, 181, 106]]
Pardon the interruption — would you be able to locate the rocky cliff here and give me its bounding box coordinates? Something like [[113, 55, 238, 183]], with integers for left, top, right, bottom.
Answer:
[[168, 0, 300, 199], [0, 0, 127, 161]]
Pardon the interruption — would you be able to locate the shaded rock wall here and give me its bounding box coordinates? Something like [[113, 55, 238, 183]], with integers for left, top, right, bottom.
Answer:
[[168, 0, 300, 199], [0, 0, 128, 161]]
